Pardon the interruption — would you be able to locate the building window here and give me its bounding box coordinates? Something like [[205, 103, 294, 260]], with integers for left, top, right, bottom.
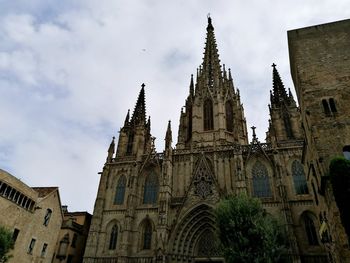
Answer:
[[143, 220, 152, 250], [43, 209, 52, 226], [12, 228, 19, 244], [225, 100, 234, 132], [57, 234, 69, 259], [311, 181, 319, 205], [322, 99, 330, 115], [126, 131, 134, 155], [252, 161, 272, 198], [283, 111, 294, 139], [28, 238, 36, 254], [143, 173, 158, 204], [114, 175, 126, 205], [67, 255, 74, 263], [303, 214, 319, 246], [329, 98, 337, 113], [322, 98, 337, 116], [109, 225, 118, 250], [343, 145, 350, 160], [71, 233, 78, 248], [203, 98, 214, 131], [41, 243, 48, 257], [187, 105, 193, 141], [292, 160, 309, 195]]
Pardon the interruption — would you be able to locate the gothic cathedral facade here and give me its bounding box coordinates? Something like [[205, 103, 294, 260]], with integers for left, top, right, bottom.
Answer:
[[84, 18, 328, 263]]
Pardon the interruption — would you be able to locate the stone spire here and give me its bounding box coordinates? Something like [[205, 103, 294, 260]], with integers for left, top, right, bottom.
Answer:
[[271, 63, 288, 106], [270, 64, 296, 107], [189, 74, 194, 98], [165, 120, 172, 149], [201, 16, 222, 90], [124, 109, 130, 126], [130, 83, 146, 126]]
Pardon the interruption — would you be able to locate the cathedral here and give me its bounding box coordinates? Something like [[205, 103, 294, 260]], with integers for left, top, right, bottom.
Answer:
[[83, 17, 330, 263]]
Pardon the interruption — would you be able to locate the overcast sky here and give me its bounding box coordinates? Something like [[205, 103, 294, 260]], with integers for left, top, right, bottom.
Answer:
[[0, 1, 349, 213]]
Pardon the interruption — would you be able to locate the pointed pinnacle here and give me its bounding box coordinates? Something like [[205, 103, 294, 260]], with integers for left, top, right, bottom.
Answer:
[[108, 136, 115, 153], [124, 109, 130, 126], [189, 74, 194, 97], [165, 120, 172, 148]]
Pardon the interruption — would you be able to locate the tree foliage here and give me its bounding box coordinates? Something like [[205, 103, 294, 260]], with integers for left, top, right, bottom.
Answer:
[[329, 157, 350, 242], [0, 226, 13, 263], [215, 194, 287, 263]]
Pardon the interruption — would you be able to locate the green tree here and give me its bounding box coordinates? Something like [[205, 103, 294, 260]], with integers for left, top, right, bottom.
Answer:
[[329, 157, 350, 242], [215, 194, 287, 263], [0, 226, 14, 263]]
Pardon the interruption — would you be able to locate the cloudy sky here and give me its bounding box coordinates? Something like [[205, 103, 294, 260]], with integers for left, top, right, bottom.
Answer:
[[0, 1, 349, 213]]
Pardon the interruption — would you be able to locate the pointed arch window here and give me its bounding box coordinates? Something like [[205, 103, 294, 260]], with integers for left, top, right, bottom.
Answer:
[[43, 209, 52, 226], [292, 160, 309, 195], [225, 100, 234, 132], [109, 225, 118, 250], [203, 98, 214, 131], [143, 220, 152, 249], [283, 111, 294, 139], [252, 161, 272, 198], [143, 173, 158, 204], [303, 214, 319, 246], [187, 105, 193, 141], [126, 131, 134, 155], [114, 175, 126, 205]]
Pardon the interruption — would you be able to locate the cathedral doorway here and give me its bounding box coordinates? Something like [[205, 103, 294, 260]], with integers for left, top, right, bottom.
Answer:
[[193, 230, 223, 263]]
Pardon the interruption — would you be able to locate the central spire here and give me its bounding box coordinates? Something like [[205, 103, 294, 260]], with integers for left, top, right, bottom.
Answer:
[[201, 16, 222, 90]]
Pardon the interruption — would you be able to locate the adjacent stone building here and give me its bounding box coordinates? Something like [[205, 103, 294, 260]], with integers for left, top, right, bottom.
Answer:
[[83, 17, 343, 263], [288, 18, 350, 262], [53, 206, 92, 263], [0, 169, 63, 263]]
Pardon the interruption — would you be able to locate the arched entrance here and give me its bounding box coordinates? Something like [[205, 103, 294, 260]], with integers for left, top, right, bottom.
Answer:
[[169, 204, 223, 263]]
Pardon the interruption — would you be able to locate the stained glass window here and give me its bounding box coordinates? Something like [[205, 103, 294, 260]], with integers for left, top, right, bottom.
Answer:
[[203, 98, 214, 131], [114, 175, 126, 205], [143, 173, 158, 204], [252, 161, 272, 198], [304, 215, 319, 246], [225, 100, 234, 132], [292, 160, 309, 195], [143, 221, 152, 249], [109, 225, 118, 250], [197, 231, 220, 257]]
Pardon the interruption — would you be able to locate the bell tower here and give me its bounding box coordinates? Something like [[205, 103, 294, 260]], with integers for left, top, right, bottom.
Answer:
[[177, 17, 248, 149], [116, 84, 152, 159], [267, 64, 302, 143]]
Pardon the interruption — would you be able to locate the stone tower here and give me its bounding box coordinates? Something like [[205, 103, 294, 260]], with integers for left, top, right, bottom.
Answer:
[[84, 17, 330, 263]]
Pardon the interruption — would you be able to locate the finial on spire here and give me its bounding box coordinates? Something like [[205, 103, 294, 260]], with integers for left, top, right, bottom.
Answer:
[[141, 83, 145, 89], [272, 63, 276, 68], [207, 13, 213, 30], [251, 126, 257, 140]]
